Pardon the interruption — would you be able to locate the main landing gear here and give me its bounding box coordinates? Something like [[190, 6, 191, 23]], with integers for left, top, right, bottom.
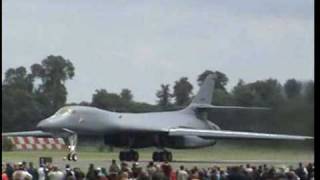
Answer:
[[117, 135, 173, 162], [119, 150, 139, 161], [152, 135, 173, 162], [65, 133, 78, 161], [118, 150, 173, 162], [152, 150, 173, 162]]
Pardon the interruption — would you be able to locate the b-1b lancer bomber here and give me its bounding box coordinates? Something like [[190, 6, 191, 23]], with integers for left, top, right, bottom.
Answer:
[[2, 74, 313, 162]]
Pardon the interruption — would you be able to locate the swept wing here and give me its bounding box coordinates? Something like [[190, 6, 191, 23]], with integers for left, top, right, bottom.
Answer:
[[2, 130, 53, 137], [169, 128, 313, 141]]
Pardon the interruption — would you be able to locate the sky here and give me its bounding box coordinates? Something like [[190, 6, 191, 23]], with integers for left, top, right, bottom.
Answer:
[[3, 0, 314, 104]]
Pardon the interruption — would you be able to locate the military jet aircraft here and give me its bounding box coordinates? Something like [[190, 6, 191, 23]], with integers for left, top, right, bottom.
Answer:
[[2, 74, 313, 162]]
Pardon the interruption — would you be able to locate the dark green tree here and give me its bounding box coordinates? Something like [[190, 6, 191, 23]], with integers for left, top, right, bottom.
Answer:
[[173, 77, 193, 106], [120, 88, 133, 102], [79, 101, 91, 106], [284, 79, 302, 99], [3, 67, 34, 92], [249, 79, 284, 107], [2, 67, 41, 131], [31, 55, 75, 114], [92, 89, 112, 109], [232, 79, 256, 106], [156, 84, 172, 109], [91, 89, 125, 112], [304, 81, 314, 104]]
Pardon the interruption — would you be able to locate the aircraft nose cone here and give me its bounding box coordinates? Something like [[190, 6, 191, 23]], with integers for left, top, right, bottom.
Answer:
[[37, 121, 43, 129], [37, 120, 47, 130]]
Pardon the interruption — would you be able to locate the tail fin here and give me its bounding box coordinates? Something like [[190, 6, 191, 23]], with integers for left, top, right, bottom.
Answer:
[[188, 74, 270, 111], [191, 74, 216, 105]]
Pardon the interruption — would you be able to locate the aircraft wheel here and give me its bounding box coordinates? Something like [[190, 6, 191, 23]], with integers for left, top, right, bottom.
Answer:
[[166, 151, 173, 162], [132, 151, 139, 162], [152, 152, 160, 162], [119, 151, 126, 161], [71, 153, 78, 161], [67, 153, 72, 161], [160, 152, 167, 162], [126, 151, 133, 161]]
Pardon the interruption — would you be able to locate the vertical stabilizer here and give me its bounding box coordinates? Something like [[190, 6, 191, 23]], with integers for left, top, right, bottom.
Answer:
[[191, 74, 215, 105]]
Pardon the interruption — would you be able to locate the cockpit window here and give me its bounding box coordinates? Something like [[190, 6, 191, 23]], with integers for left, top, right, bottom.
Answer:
[[55, 107, 75, 116]]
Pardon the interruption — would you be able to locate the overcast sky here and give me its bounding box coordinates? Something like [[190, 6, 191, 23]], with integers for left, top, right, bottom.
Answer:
[[3, 0, 314, 104]]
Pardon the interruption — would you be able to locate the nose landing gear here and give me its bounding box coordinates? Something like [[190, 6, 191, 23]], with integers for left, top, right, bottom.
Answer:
[[67, 152, 78, 161], [64, 133, 78, 161]]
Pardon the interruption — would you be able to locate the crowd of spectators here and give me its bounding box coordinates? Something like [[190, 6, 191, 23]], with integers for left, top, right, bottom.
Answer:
[[2, 160, 314, 180]]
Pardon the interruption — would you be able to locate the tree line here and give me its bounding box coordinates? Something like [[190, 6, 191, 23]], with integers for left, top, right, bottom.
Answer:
[[2, 55, 314, 137]]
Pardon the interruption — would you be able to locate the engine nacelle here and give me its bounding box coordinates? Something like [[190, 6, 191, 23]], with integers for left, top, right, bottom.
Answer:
[[164, 135, 216, 149], [104, 132, 216, 149]]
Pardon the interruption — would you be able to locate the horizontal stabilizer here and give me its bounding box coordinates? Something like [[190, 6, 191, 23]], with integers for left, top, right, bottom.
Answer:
[[2, 130, 53, 137], [169, 128, 313, 141], [191, 104, 271, 111]]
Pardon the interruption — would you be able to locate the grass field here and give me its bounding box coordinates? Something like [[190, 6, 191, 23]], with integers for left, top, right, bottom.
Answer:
[[2, 141, 314, 170]]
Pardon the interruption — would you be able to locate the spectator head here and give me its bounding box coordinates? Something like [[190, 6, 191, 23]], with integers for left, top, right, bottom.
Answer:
[[101, 167, 107, 174], [148, 161, 154, 166], [123, 172, 129, 178], [155, 164, 161, 171], [279, 165, 288, 173], [180, 165, 184, 170], [212, 168, 217, 174], [246, 164, 250, 168], [269, 167, 276, 175], [18, 162, 24, 170], [307, 162, 313, 170], [226, 166, 231, 173], [28, 162, 33, 168], [216, 166, 221, 171], [121, 162, 128, 168], [112, 159, 116, 164], [47, 164, 53, 171], [133, 162, 139, 168], [52, 166, 58, 171], [192, 166, 198, 172], [299, 162, 303, 168], [89, 163, 94, 169], [96, 167, 101, 172], [289, 165, 294, 171]]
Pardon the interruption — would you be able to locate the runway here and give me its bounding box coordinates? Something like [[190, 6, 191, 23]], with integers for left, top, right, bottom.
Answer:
[[2, 146, 314, 170]]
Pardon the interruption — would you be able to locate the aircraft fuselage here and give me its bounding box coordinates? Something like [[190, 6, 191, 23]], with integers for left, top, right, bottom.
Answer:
[[37, 106, 217, 148]]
